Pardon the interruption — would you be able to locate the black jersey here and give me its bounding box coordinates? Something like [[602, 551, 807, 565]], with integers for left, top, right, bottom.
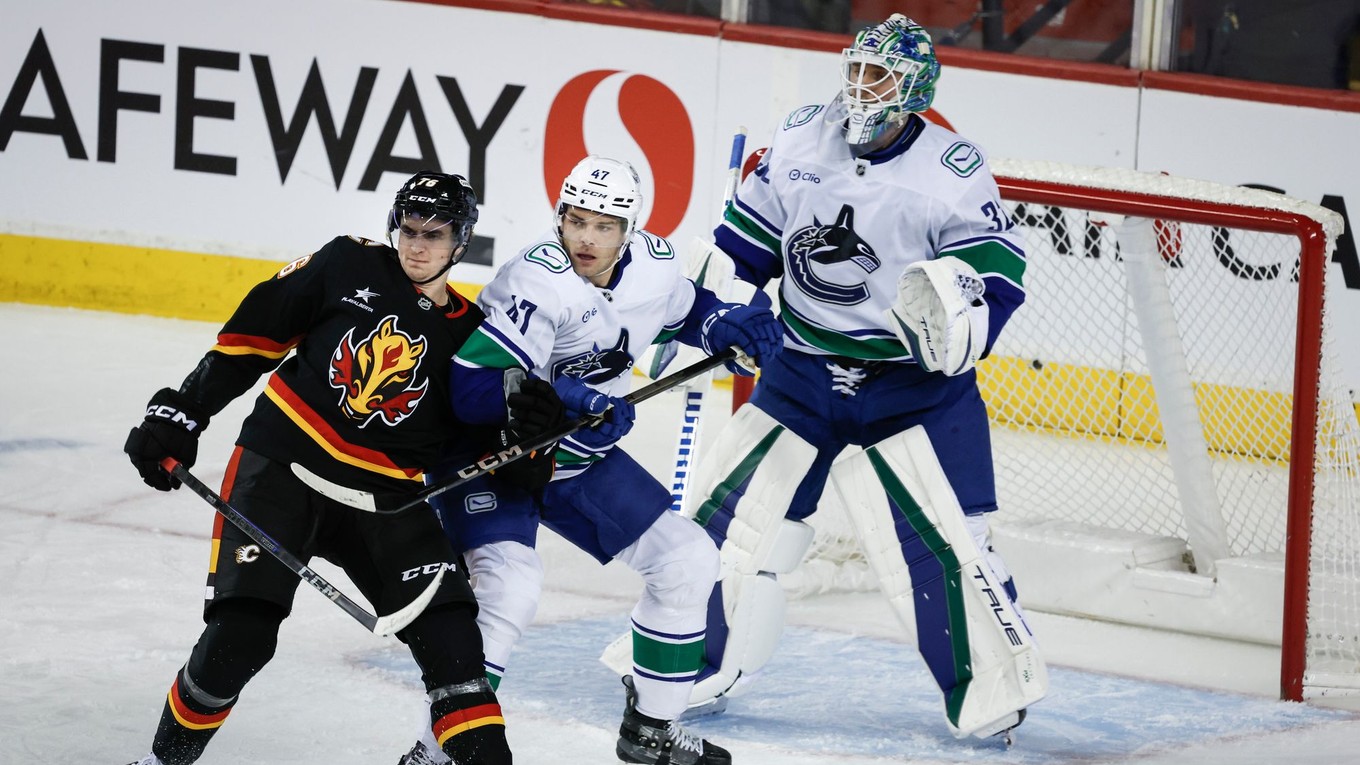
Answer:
[[179, 235, 488, 494]]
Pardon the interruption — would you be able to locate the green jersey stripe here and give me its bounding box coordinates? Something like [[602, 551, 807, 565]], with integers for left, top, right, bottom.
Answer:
[[945, 239, 1027, 288], [780, 298, 909, 360], [456, 330, 520, 369], [724, 204, 782, 254]]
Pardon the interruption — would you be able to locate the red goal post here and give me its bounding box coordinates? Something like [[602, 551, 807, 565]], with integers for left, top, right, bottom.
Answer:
[[730, 157, 1356, 702]]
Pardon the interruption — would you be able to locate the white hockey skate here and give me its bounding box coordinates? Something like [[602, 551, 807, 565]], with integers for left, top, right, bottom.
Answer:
[[981, 708, 1027, 747], [616, 676, 732, 765], [396, 739, 448, 765]]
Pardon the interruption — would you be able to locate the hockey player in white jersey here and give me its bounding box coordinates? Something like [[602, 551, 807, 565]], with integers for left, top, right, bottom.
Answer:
[[396, 156, 782, 765], [674, 14, 1047, 743]]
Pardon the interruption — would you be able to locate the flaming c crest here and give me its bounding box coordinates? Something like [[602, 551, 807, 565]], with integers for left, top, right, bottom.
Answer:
[[329, 316, 428, 427]]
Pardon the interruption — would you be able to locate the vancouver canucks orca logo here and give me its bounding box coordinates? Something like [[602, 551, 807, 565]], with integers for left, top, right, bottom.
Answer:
[[552, 329, 634, 385], [786, 205, 881, 305]]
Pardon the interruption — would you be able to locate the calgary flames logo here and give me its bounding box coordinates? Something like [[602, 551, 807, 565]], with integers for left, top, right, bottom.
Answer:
[[329, 316, 428, 427]]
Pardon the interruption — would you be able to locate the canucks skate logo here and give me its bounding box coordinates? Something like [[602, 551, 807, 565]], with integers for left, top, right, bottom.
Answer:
[[787, 205, 881, 305], [552, 329, 634, 385], [329, 316, 429, 427]]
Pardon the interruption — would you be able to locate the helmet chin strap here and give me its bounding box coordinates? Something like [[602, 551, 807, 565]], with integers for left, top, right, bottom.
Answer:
[[411, 251, 458, 286], [581, 248, 624, 285]]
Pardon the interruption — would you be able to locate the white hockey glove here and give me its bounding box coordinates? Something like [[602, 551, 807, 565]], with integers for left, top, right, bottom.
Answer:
[[885, 256, 989, 376]]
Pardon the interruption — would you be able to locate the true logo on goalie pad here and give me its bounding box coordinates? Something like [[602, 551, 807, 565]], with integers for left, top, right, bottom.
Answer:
[[972, 564, 1025, 647]]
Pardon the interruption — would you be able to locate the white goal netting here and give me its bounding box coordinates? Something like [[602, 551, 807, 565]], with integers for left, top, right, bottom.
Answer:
[[781, 159, 1360, 699]]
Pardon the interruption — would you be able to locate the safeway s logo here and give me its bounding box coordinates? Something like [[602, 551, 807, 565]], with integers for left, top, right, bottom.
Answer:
[[329, 316, 429, 427], [544, 71, 694, 238]]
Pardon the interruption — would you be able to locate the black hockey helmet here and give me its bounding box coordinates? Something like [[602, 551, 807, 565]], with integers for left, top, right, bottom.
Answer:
[[387, 171, 479, 280]]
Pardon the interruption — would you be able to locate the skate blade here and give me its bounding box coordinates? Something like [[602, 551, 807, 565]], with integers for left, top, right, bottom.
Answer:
[[679, 695, 729, 720]]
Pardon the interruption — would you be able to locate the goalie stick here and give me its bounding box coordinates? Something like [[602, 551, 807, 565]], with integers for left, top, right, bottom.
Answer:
[[292, 348, 740, 515], [663, 127, 747, 514], [160, 458, 444, 637]]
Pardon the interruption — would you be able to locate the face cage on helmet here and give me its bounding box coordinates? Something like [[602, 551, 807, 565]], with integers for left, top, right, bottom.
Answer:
[[840, 47, 931, 145]]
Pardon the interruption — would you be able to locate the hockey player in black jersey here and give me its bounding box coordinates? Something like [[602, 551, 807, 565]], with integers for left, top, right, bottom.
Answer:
[[121, 171, 560, 765]]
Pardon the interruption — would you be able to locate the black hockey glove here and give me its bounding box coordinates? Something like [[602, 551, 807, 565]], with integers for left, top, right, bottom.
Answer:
[[506, 378, 565, 439], [123, 388, 210, 491], [488, 427, 556, 492], [491, 377, 563, 492]]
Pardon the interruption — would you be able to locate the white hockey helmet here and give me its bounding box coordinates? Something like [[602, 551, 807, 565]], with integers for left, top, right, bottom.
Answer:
[[840, 14, 941, 146], [556, 155, 644, 247]]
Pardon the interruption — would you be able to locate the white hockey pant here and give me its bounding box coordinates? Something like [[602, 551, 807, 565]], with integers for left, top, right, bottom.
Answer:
[[684, 403, 819, 708], [828, 426, 1048, 739], [611, 509, 721, 720]]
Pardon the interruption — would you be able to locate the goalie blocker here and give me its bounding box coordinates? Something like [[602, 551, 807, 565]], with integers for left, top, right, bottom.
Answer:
[[602, 404, 1046, 739]]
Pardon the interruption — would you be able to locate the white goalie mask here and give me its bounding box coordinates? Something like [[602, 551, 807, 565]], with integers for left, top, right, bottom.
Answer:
[[555, 156, 644, 265], [839, 14, 941, 146]]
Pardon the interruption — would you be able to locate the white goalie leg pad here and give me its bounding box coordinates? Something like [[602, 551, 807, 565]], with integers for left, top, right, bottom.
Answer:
[[689, 516, 815, 706], [641, 237, 738, 378], [964, 513, 1038, 643], [683, 404, 819, 707], [465, 541, 544, 687], [602, 406, 817, 706], [685, 236, 736, 299], [828, 426, 1047, 739]]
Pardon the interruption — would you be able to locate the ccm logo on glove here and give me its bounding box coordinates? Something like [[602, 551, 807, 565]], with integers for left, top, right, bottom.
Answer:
[[144, 404, 205, 432]]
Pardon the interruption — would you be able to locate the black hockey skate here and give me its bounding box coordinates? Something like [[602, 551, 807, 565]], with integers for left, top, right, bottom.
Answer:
[[617, 675, 732, 765]]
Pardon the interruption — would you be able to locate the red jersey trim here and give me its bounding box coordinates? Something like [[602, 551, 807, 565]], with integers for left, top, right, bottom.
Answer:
[[211, 332, 302, 359], [263, 375, 424, 482]]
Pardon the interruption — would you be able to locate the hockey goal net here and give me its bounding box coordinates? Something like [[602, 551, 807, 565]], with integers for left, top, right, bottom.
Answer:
[[765, 159, 1358, 702]]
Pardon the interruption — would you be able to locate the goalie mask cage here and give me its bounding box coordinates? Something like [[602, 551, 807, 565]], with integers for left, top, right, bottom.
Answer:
[[774, 159, 1357, 703]]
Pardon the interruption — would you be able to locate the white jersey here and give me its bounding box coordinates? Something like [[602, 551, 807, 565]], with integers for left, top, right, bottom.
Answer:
[[455, 228, 696, 476], [715, 104, 1027, 362]]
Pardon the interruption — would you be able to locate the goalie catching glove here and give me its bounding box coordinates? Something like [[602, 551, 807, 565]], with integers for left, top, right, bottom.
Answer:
[[886, 256, 989, 376], [124, 388, 210, 491]]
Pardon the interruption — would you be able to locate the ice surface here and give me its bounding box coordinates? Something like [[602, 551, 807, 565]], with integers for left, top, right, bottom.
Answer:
[[3, 303, 1358, 764]]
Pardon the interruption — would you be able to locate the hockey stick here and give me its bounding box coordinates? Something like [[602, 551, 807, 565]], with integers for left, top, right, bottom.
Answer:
[[666, 127, 747, 514], [160, 458, 445, 637], [292, 348, 740, 515]]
